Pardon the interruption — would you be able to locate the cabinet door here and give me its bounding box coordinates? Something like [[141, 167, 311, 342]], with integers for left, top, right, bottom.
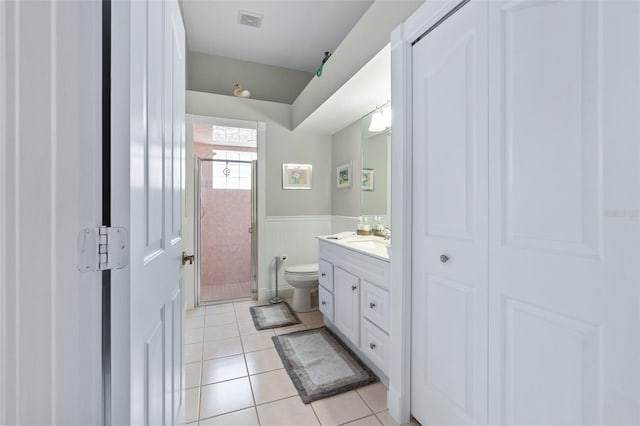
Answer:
[[488, 1, 640, 425], [334, 267, 360, 344], [411, 1, 489, 425]]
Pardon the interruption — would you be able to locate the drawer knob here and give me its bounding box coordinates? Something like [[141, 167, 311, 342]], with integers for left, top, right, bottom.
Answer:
[[321, 272, 326, 277], [369, 342, 376, 350], [440, 254, 449, 263], [351, 285, 357, 291], [321, 301, 326, 306], [369, 302, 376, 309]]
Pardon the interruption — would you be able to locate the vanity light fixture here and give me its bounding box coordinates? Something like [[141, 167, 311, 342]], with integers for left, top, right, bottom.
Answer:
[[382, 105, 392, 128], [368, 102, 391, 132], [368, 108, 386, 132]]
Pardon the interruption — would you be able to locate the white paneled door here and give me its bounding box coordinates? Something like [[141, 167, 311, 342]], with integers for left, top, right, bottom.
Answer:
[[409, 0, 640, 425], [112, 0, 186, 425], [488, 1, 640, 425], [411, 1, 489, 425]]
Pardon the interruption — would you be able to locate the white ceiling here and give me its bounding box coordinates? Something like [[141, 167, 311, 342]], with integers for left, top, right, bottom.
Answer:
[[180, 0, 374, 73]]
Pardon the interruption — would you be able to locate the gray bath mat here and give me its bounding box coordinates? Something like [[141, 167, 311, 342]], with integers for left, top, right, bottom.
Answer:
[[272, 327, 378, 403], [250, 302, 301, 330]]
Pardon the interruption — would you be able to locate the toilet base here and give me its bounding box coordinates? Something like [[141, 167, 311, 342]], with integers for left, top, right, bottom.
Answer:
[[292, 287, 317, 312]]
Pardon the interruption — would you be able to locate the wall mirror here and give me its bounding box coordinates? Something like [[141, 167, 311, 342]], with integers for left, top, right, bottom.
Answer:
[[360, 110, 391, 226]]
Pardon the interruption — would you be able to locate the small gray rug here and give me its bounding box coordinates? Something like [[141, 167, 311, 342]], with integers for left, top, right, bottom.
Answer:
[[272, 327, 378, 403], [249, 302, 301, 330]]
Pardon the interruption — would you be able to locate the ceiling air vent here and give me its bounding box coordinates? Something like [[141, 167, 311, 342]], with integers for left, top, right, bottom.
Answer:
[[238, 10, 263, 29]]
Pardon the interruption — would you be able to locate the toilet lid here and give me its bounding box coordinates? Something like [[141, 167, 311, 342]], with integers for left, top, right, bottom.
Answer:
[[285, 263, 318, 274]]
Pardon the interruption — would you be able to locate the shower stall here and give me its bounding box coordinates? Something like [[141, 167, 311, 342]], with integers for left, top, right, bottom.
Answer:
[[194, 136, 258, 304]]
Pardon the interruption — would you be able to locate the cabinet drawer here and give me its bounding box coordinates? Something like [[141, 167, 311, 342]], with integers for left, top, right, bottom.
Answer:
[[361, 281, 390, 333], [318, 259, 334, 292], [318, 285, 334, 322], [360, 319, 389, 375]]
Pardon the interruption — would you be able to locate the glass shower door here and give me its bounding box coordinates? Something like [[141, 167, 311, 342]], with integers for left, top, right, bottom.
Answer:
[[196, 155, 256, 303]]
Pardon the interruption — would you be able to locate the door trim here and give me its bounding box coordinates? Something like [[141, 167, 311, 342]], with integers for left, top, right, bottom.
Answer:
[[190, 116, 261, 306], [101, 1, 112, 424]]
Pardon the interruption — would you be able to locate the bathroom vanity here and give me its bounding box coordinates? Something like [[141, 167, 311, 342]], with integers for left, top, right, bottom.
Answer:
[[316, 235, 390, 382]]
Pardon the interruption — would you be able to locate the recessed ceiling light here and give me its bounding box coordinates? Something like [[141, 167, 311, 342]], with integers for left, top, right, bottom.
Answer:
[[238, 10, 263, 29]]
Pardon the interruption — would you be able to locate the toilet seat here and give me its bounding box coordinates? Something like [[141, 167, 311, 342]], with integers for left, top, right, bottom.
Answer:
[[284, 263, 318, 275]]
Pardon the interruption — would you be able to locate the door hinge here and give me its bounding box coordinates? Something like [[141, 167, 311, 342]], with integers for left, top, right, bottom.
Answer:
[[77, 226, 129, 272]]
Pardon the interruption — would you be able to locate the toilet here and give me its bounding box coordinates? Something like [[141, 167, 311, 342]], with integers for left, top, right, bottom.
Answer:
[[283, 263, 319, 312]]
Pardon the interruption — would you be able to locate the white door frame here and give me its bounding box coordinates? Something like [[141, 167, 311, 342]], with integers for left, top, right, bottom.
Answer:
[[184, 114, 266, 309], [388, 1, 469, 423]]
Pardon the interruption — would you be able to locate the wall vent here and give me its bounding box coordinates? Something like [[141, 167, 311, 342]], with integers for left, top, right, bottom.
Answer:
[[238, 10, 263, 28]]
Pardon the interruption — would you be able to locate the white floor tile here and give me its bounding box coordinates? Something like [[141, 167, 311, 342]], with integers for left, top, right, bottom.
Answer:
[[256, 396, 320, 426], [200, 377, 254, 419], [184, 387, 200, 424], [202, 336, 243, 360], [202, 354, 248, 385], [199, 407, 259, 426], [249, 369, 297, 405], [244, 348, 284, 375], [185, 362, 202, 389], [311, 390, 373, 426]]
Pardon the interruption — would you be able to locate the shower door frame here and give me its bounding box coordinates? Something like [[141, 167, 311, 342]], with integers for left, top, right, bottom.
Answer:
[[195, 156, 258, 305]]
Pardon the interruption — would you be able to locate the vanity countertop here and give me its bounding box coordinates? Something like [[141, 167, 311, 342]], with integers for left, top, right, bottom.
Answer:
[[317, 234, 390, 262]]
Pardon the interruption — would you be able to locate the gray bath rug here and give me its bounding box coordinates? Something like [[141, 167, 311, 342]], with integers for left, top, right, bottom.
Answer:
[[249, 302, 301, 330], [272, 327, 378, 403]]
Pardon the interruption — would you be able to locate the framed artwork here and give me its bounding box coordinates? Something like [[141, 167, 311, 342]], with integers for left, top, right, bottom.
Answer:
[[362, 168, 375, 191], [282, 163, 312, 189], [336, 162, 352, 188]]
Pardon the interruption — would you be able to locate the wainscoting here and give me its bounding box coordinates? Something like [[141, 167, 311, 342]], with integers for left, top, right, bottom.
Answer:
[[258, 216, 334, 302], [331, 216, 360, 235]]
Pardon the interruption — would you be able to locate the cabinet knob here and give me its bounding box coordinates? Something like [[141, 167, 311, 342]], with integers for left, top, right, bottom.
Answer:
[[369, 302, 376, 309], [321, 272, 326, 277], [351, 285, 357, 291], [321, 301, 326, 306], [369, 342, 376, 350], [440, 254, 449, 263]]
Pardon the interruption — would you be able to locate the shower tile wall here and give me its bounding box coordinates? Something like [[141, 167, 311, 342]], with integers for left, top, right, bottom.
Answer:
[[196, 143, 252, 301]]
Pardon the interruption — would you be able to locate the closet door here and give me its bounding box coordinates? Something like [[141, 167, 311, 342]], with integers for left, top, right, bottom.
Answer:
[[488, 1, 640, 425], [411, 2, 488, 425]]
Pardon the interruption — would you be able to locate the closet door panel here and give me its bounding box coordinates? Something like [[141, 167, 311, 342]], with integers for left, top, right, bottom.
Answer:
[[411, 2, 488, 425], [489, 1, 640, 425], [501, 0, 601, 257]]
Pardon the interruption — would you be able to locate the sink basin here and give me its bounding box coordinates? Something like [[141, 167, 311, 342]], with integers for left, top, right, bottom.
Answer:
[[319, 235, 390, 260], [346, 239, 388, 250]]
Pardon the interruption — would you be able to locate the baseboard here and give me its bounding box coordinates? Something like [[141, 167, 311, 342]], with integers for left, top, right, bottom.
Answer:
[[387, 386, 410, 424]]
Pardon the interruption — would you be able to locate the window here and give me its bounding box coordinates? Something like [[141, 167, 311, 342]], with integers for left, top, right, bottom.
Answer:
[[211, 150, 257, 190]]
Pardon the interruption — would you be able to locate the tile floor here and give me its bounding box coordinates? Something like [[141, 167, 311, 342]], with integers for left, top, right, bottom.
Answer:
[[200, 281, 251, 302], [184, 299, 420, 426]]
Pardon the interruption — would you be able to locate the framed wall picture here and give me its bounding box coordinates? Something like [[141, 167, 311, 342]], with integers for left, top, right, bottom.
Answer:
[[362, 168, 375, 191], [336, 162, 352, 188], [282, 163, 312, 189]]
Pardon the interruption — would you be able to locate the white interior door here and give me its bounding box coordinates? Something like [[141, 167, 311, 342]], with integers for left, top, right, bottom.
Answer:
[[411, 2, 489, 425], [111, 0, 185, 424], [488, 1, 640, 424], [1, 1, 103, 424]]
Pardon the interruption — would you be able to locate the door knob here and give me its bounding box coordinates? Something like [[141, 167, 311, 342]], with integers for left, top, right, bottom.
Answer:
[[321, 301, 326, 306], [351, 285, 357, 291], [182, 252, 195, 265], [369, 302, 376, 309], [369, 342, 376, 350], [440, 254, 449, 263], [321, 272, 326, 277]]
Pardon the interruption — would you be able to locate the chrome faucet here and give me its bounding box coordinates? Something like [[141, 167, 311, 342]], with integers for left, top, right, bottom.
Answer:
[[382, 227, 391, 241]]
